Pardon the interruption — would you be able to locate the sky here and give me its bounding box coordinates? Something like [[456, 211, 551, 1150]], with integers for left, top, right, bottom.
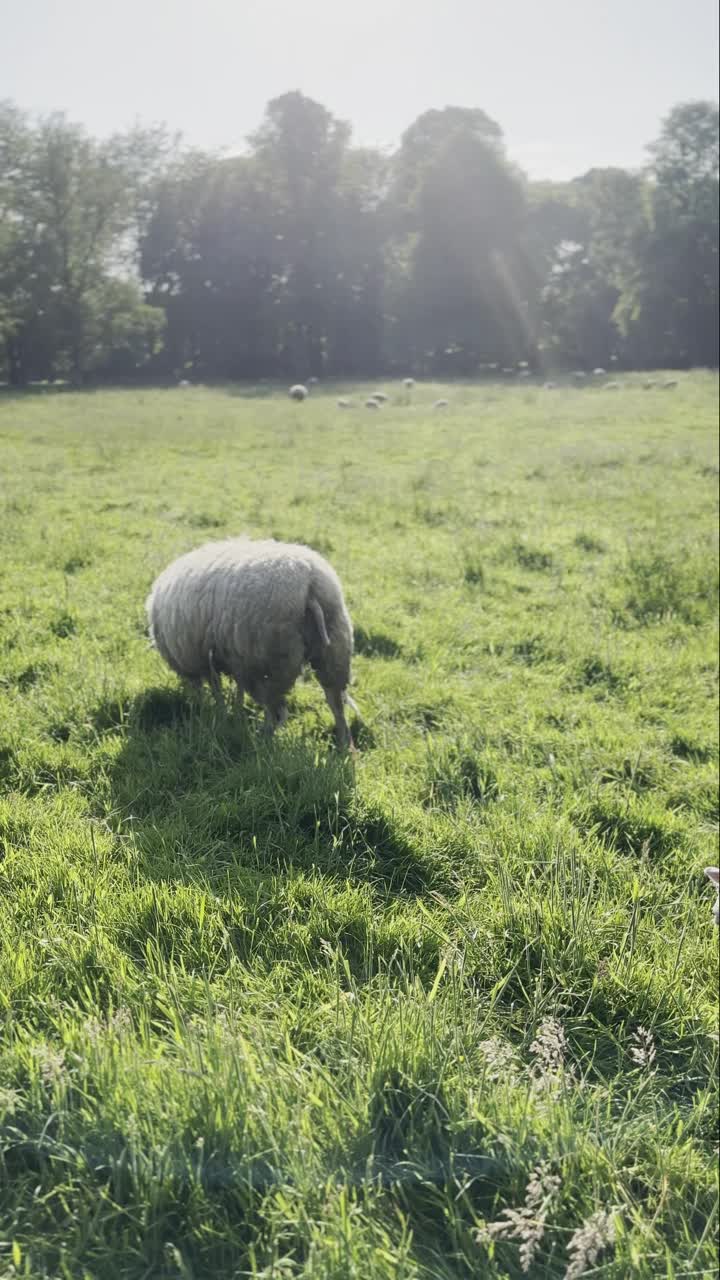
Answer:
[[2, 0, 718, 180]]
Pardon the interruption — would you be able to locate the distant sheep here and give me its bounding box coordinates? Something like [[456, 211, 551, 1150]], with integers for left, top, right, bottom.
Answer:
[[146, 538, 355, 748], [573, 371, 587, 381], [403, 377, 415, 389], [365, 397, 380, 409], [371, 391, 389, 403], [705, 867, 719, 926], [543, 381, 557, 389], [604, 381, 620, 390], [593, 367, 607, 376], [661, 379, 679, 390], [307, 376, 319, 386], [433, 399, 449, 410], [337, 397, 353, 408], [289, 384, 308, 401], [178, 379, 191, 388], [643, 380, 657, 389]]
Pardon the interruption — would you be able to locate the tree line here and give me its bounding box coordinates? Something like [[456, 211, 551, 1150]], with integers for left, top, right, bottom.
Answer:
[[0, 93, 717, 385]]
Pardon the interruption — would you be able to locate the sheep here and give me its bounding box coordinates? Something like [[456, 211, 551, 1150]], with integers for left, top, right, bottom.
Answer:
[[593, 367, 607, 376], [604, 381, 620, 390], [289, 384, 308, 401], [543, 381, 557, 389], [365, 397, 380, 410], [433, 398, 449, 410], [572, 371, 587, 381], [178, 379, 191, 388], [371, 391, 389, 403], [146, 538, 355, 749], [403, 377, 415, 389], [705, 867, 719, 926], [307, 376, 319, 386], [643, 380, 657, 389], [519, 369, 532, 379], [661, 379, 679, 390], [501, 367, 516, 376], [337, 397, 353, 408]]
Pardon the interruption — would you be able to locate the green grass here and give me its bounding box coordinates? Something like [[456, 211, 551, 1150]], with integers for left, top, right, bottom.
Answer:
[[0, 373, 718, 1279]]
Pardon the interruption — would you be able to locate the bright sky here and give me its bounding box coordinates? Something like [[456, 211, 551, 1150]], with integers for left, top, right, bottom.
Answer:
[[2, 0, 718, 179]]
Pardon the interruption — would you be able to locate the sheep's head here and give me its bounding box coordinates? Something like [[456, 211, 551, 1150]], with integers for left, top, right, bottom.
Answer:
[[705, 867, 719, 926]]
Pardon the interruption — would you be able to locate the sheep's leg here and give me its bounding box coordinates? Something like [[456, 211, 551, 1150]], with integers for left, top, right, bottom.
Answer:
[[207, 649, 225, 713], [323, 686, 354, 752], [262, 701, 288, 736]]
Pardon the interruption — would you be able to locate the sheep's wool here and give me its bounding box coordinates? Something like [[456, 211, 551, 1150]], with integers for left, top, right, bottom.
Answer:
[[146, 538, 354, 744]]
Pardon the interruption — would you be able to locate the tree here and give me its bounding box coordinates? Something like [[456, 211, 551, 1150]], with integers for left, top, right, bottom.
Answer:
[[0, 108, 167, 384], [386, 107, 535, 373], [615, 102, 719, 367]]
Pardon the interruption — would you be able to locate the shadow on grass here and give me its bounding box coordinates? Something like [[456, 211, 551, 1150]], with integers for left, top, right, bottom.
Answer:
[[101, 687, 445, 898]]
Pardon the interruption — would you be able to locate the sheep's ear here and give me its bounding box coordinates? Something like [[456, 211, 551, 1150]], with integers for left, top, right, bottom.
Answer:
[[704, 867, 720, 886]]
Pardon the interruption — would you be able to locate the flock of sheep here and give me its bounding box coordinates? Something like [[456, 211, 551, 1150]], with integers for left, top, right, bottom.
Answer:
[[149, 371, 713, 923], [286, 372, 680, 408]]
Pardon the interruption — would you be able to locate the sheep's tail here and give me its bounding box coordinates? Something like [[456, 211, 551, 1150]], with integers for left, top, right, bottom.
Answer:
[[308, 595, 330, 647]]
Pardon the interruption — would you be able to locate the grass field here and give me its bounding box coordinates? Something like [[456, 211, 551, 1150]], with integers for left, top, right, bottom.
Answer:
[[0, 374, 718, 1279]]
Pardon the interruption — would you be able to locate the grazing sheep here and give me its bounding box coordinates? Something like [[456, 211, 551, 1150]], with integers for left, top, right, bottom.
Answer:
[[289, 384, 308, 401], [337, 397, 353, 408], [178, 379, 191, 388], [403, 377, 415, 389], [371, 391, 389, 403], [501, 368, 516, 376], [146, 538, 355, 748], [661, 379, 679, 390], [519, 369, 532, 379], [593, 367, 607, 376], [543, 381, 557, 389], [604, 381, 620, 390], [365, 397, 380, 410], [573, 371, 587, 381], [705, 867, 719, 926], [643, 380, 657, 389], [517, 361, 529, 370], [433, 399, 449, 410]]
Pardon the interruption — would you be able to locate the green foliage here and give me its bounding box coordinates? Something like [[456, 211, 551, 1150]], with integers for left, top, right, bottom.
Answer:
[[0, 378, 717, 1276], [3, 95, 716, 384]]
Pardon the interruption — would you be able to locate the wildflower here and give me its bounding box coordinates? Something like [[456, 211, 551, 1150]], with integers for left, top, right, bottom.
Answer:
[[630, 1026, 656, 1070], [476, 1161, 561, 1273], [564, 1208, 618, 1279], [479, 1037, 518, 1081]]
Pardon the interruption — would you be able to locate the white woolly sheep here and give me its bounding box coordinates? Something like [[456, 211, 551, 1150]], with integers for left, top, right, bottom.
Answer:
[[289, 384, 308, 401], [433, 399, 449, 410], [403, 377, 415, 388], [662, 379, 679, 390], [337, 397, 353, 408], [371, 391, 389, 403], [705, 867, 719, 926], [604, 381, 620, 390], [643, 380, 657, 389], [147, 538, 355, 748], [178, 379, 191, 388], [593, 367, 606, 376], [365, 397, 380, 410]]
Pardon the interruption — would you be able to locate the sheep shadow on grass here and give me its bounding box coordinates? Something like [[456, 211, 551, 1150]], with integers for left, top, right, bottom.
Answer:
[[100, 686, 442, 898]]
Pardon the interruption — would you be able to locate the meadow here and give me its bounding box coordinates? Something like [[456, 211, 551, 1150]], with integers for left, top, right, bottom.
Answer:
[[0, 374, 718, 1279]]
